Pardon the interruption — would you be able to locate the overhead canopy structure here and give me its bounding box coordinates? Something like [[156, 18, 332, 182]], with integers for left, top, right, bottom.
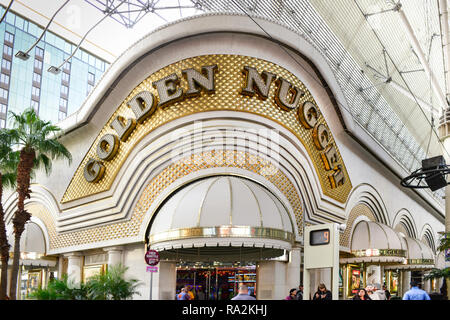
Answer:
[[8, 222, 56, 267], [340, 220, 407, 264], [147, 176, 295, 261], [197, 0, 447, 204], [385, 236, 435, 270]]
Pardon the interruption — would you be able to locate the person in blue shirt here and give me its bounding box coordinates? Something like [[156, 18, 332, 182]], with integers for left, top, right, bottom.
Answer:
[[231, 284, 256, 300], [176, 287, 191, 300], [402, 281, 431, 300]]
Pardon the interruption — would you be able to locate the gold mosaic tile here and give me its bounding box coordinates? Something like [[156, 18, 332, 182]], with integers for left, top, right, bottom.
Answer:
[[34, 151, 305, 249], [339, 203, 376, 248], [61, 55, 352, 204]]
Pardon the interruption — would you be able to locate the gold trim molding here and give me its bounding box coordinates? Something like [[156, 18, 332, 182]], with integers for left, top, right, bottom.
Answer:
[[61, 54, 352, 204], [351, 249, 407, 258], [149, 225, 294, 244]]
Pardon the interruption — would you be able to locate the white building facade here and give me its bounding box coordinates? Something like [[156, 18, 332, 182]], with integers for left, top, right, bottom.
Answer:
[[3, 13, 445, 300]]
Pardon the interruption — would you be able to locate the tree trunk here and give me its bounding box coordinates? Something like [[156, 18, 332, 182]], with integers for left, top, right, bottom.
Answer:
[[9, 149, 35, 300], [8, 234, 21, 300], [0, 173, 11, 300]]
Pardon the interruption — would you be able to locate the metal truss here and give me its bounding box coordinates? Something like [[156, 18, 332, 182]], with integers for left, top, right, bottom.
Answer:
[[84, 0, 203, 28]]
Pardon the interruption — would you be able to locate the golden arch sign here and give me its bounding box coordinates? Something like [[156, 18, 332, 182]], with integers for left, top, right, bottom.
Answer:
[[62, 55, 352, 203]]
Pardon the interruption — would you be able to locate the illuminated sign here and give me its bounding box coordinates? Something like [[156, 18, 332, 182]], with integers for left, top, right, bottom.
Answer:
[[309, 229, 330, 246], [83, 63, 345, 189]]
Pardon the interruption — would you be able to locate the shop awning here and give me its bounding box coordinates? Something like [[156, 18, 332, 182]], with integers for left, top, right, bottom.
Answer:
[[147, 176, 295, 261], [339, 221, 407, 264], [8, 222, 46, 255], [385, 236, 435, 271]]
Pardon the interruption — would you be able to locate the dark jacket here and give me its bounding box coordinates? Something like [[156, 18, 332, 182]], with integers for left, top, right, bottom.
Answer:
[[352, 294, 371, 300], [312, 290, 332, 300]]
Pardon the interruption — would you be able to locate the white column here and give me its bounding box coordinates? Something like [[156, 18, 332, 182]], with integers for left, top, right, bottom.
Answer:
[[366, 265, 381, 286], [285, 247, 301, 290], [57, 255, 64, 278], [257, 260, 287, 300], [150, 261, 177, 300], [104, 246, 124, 267], [424, 278, 431, 293], [402, 271, 411, 296], [65, 252, 83, 287]]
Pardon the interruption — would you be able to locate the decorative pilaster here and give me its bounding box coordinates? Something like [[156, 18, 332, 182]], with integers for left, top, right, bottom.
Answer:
[[103, 246, 124, 267], [64, 252, 83, 287]]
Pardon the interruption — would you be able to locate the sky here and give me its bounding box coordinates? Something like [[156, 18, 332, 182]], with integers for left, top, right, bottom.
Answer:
[[0, 0, 203, 63]]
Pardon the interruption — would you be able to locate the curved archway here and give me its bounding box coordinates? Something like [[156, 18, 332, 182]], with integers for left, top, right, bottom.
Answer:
[[345, 183, 389, 224], [419, 224, 436, 253], [392, 209, 418, 239]]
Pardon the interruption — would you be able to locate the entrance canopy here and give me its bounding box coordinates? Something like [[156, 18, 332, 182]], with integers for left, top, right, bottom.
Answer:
[[147, 176, 295, 261], [340, 221, 407, 264], [385, 236, 435, 271], [8, 222, 56, 267]]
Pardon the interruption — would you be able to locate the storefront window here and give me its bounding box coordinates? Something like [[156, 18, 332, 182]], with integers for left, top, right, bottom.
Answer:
[[339, 267, 343, 298], [19, 269, 42, 300], [82, 264, 106, 283], [347, 264, 364, 298], [386, 271, 399, 296], [176, 262, 257, 300]]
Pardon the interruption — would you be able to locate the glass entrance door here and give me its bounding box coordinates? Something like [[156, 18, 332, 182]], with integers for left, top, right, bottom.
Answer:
[[176, 263, 257, 300]]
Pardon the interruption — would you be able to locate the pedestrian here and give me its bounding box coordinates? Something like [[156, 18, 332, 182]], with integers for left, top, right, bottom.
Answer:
[[352, 288, 371, 300], [296, 285, 303, 300], [382, 284, 391, 300], [365, 285, 375, 299], [186, 285, 195, 300], [312, 283, 332, 300], [403, 281, 431, 300], [196, 287, 205, 300], [176, 287, 190, 300], [284, 288, 298, 300], [231, 284, 256, 300], [370, 283, 386, 300]]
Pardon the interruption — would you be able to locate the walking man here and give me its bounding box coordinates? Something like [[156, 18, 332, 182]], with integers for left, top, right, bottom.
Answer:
[[403, 281, 430, 300], [231, 284, 256, 300]]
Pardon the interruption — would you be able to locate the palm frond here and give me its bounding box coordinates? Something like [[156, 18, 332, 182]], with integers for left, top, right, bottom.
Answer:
[[1, 171, 17, 189], [437, 232, 450, 253], [34, 153, 52, 175], [424, 268, 450, 280]]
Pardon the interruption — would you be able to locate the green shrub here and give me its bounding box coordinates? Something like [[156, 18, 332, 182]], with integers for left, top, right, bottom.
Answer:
[[86, 264, 141, 300], [31, 264, 141, 300], [30, 274, 89, 300]]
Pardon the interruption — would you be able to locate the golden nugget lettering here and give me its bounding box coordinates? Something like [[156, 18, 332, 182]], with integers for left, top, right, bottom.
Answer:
[[83, 64, 218, 183], [83, 63, 345, 189], [240, 66, 345, 188]]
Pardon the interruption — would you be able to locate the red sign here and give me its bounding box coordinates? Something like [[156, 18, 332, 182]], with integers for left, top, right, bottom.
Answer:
[[145, 249, 160, 266]]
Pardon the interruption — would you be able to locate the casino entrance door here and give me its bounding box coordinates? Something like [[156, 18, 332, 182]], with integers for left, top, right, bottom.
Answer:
[[176, 262, 257, 300]]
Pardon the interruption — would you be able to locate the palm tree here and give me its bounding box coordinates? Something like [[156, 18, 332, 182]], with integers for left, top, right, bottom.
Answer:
[[437, 232, 450, 253], [7, 108, 71, 300], [0, 130, 19, 300]]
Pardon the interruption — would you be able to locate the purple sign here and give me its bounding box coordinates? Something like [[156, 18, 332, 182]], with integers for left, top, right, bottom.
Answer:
[[145, 249, 160, 266], [146, 266, 159, 273]]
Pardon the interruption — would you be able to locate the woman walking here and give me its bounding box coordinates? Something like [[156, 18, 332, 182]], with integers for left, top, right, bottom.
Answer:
[[312, 283, 332, 300], [284, 288, 298, 300], [352, 288, 371, 300]]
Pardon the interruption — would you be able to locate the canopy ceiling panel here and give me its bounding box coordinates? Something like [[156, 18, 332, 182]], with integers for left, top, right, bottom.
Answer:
[[199, 0, 445, 203]]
